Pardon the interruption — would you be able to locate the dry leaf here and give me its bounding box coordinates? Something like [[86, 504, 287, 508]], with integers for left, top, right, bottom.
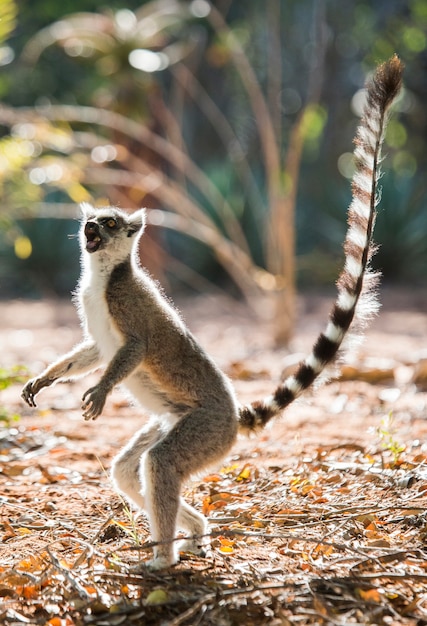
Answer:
[[2, 520, 16, 541], [358, 588, 382, 603], [203, 473, 222, 483], [313, 544, 334, 557], [22, 585, 39, 599], [145, 589, 169, 605], [219, 537, 234, 547], [236, 465, 252, 481]]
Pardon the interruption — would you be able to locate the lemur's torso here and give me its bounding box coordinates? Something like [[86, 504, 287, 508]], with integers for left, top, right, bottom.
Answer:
[[81, 255, 238, 419]]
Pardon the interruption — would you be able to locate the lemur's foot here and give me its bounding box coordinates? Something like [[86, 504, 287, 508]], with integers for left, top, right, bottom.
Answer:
[[127, 555, 177, 573], [178, 536, 210, 558]]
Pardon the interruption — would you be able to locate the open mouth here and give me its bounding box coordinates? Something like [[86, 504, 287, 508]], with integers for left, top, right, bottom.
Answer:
[[84, 222, 103, 253]]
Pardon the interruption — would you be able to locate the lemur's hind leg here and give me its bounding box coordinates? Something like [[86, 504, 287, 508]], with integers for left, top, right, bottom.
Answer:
[[177, 499, 209, 556], [140, 406, 238, 570], [111, 418, 164, 510]]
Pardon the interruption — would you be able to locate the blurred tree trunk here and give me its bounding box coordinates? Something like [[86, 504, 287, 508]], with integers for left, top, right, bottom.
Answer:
[[267, 0, 326, 345], [267, 120, 304, 345]]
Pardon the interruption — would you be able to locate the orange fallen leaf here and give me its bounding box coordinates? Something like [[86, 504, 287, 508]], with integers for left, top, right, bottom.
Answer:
[[356, 514, 378, 527], [313, 544, 334, 557], [300, 562, 312, 572], [210, 500, 229, 511], [203, 474, 222, 483], [218, 536, 234, 547], [358, 588, 382, 603], [202, 496, 212, 516], [211, 492, 234, 502], [202, 496, 230, 515], [17, 555, 42, 572], [22, 585, 39, 600]]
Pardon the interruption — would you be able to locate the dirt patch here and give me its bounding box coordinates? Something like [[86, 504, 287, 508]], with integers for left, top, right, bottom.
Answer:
[[1, 289, 427, 625]]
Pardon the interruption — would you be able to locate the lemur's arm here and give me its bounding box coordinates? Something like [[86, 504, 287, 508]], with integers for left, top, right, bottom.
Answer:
[[21, 340, 101, 408], [82, 339, 146, 420]]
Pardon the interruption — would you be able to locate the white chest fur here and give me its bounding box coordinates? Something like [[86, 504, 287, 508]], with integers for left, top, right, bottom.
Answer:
[[78, 253, 185, 416], [80, 259, 123, 363]]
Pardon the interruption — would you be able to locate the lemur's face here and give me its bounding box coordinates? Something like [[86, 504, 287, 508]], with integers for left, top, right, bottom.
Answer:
[[79, 204, 145, 257], [83, 212, 127, 254]]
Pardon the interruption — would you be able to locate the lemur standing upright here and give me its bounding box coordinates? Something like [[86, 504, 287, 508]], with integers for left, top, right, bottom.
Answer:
[[22, 57, 403, 570]]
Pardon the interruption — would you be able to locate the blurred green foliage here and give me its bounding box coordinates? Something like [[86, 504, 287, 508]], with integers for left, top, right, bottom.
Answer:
[[0, 0, 426, 297], [0, 365, 27, 425]]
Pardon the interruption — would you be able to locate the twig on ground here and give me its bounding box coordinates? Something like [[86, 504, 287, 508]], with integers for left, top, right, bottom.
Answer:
[[46, 538, 95, 599]]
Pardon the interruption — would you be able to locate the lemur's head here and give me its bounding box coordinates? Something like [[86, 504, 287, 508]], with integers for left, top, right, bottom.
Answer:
[[80, 203, 145, 261]]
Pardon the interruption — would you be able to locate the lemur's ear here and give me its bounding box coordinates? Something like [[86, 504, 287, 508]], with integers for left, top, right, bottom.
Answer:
[[127, 209, 146, 237], [80, 202, 95, 219]]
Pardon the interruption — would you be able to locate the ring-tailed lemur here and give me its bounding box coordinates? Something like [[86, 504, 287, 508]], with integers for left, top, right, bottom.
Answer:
[[22, 57, 403, 570]]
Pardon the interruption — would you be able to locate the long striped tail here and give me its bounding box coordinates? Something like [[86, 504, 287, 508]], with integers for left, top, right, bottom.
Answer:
[[239, 55, 403, 434]]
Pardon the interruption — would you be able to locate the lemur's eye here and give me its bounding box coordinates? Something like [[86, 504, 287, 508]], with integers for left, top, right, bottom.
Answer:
[[106, 219, 117, 228]]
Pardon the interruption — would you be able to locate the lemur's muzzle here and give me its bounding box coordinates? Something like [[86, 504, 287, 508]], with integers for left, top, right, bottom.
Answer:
[[84, 221, 102, 253]]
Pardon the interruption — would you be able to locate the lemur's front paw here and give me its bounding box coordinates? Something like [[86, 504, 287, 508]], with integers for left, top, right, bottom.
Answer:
[[21, 379, 37, 407], [82, 385, 107, 420], [21, 377, 52, 408]]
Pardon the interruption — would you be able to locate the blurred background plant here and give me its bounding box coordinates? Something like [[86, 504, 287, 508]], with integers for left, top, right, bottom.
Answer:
[[0, 365, 27, 424], [0, 0, 426, 344]]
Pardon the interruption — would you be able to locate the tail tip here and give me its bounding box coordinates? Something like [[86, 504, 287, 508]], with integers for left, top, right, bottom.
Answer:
[[372, 54, 404, 109]]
